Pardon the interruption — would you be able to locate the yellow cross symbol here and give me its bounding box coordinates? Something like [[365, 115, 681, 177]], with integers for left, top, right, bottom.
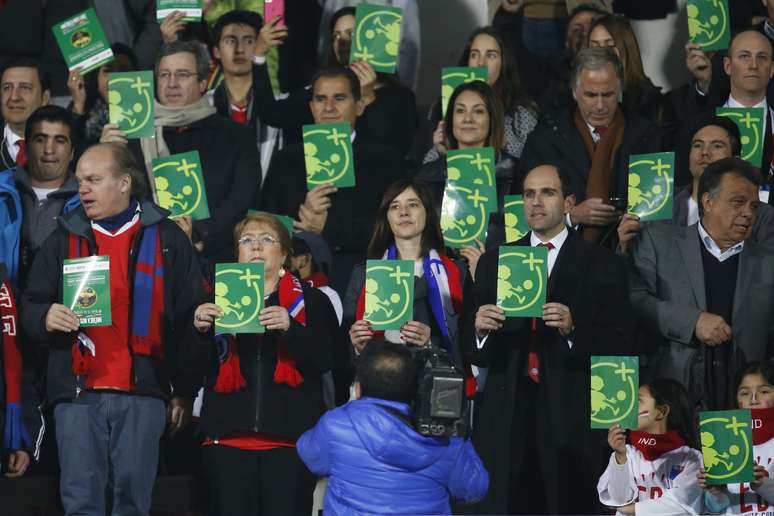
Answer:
[[468, 189, 488, 208], [326, 128, 348, 146], [130, 76, 151, 95], [615, 361, 635, 382], [239, 270, 262, 288], [470, 152, 492, 172], [522, 252, 544, 272], [725, 416, 748, 436], [355, 47, 375, 62], [177, 159, 197, 177], [740, 111, 760, 130], [651, 159, 671, 177], [389, 266, 410, 285]]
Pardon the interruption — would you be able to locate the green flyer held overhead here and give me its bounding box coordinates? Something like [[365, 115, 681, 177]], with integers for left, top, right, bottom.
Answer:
[[700, 409, 755, 485], [440, 181, 497, 248], [441, 67, 487, 117], [627, 152, 674, 222], [303, 123, 356, 189], [215, 262, 265, 334], [496, 246, 548, 318], [152, 151, 210, 220], [503, 195, 529, 243], [350, 4, 403, 73], [687, 0, 730, 51], [447, 147, 496, 186], [590, 356, 639, 429], [63, 256, 112, 327], [363, 259, 414, 330], [716, 107, 765, 167], [108, 71, 155, 139], [52, 8, 114, 74], [157, 0, 203, 22], [246, 211, 294, 238]]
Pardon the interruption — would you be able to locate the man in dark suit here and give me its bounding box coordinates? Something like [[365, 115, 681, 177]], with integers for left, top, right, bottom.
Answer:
[[630, 157, 774, 409], [468, 163, 634, 514], [260, 67, 405, 292]]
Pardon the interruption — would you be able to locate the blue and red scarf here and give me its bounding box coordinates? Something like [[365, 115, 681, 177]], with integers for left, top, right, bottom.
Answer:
[[68, 223, 165, 375], [214, 270, 307, 393]]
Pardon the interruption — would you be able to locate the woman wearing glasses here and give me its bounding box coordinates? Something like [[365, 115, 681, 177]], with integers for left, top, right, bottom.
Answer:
[[192, 213, 337, 516]]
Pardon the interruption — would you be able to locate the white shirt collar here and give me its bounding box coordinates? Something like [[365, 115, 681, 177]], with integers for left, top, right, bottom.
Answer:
[[350, 129, 356, 143], [726, 94, 767, 110], [530, 226, 569, 250], [765, 20, 774, 41], [687, 196, 700, 227], [697, 222, 744, 262], [3, 124, 22, 161]]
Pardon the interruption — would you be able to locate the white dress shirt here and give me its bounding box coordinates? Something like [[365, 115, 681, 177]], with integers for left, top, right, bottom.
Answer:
[[697, 222, 744, 263], [3, 124, 22, 164]]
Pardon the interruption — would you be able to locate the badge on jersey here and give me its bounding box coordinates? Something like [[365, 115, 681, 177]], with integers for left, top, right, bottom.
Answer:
[[627, 152, 674, 222], [700, 409, 755, 485], [350, 4, 403, 74], [363, 260, 414, 330], [496, 246, 548, 318], [441, 67, 487, 117], [687, 0, 730, 51], [716, 107, 765, 167], [215, 263, 265, 334], [590, 356, 639, 429]]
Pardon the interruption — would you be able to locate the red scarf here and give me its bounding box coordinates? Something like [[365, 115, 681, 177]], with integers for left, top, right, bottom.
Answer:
[[304, 272, 328, 289], [1, 280, 20, 406], [751, 407, 774, 445], [631, 430, 686, 461], [215, 271, 307, 393]]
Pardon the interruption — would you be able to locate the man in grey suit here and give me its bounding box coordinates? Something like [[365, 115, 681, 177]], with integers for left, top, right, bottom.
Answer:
[[630, 157, 774, 409]]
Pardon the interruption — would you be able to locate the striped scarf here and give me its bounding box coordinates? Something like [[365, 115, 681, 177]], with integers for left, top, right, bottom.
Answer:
[[1, 279, 31, 451]]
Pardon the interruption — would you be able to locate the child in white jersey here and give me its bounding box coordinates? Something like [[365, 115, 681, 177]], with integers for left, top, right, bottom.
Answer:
[[700, 361, 774, 515], [598, 378, 703, 515]]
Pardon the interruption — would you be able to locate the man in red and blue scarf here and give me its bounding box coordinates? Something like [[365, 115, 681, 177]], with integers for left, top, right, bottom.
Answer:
[[21, 143, 210, 515]]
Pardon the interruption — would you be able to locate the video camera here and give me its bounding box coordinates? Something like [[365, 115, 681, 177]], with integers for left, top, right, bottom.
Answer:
[[413, 345, 468, 438]]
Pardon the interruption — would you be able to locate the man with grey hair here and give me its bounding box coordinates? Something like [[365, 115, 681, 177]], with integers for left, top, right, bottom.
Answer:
[[101, 40, 261, 265], [519, 48, 665, 246]]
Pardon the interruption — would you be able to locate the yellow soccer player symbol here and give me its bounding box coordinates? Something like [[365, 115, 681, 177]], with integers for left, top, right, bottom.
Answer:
[[687, 4, 714, 40], [366, 16, 400, 57], [108, 90, 140, 127], [701, 432, 734, 471], [364, 278, 394, 319], [590, 376, 621, 417], [215, 282, 246, 321], [155, 176, 189, 212], [496, 266, 532, 305], [304, 142, 334, 180], [628, 173, 656, 211]]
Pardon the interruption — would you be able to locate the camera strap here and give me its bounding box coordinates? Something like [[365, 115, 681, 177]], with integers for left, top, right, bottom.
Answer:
[[377, 404, 414, 428]]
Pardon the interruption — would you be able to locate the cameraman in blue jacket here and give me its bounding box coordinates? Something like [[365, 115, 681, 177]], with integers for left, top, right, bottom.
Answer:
[[296, 342, 488, 514]]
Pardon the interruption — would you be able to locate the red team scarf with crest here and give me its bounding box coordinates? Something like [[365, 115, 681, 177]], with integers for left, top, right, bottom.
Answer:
[[630, 430, 686, 461]]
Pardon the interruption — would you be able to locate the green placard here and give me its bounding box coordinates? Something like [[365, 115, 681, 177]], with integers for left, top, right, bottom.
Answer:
[[246, 210, 294, 237], [627, 152, 674, 222], [215, 262, 264, 334], [350, 4, 403, 73], [496, 245, 548, 318], [447, 147, 496, 187], [63, 256, 112, 327], [716, 108, 765, 167], [363, 259, 414, 330], [52, 8, 114, 74], [157, 0, 203, 22], [152, 151, 210, 220], [440, 181, 497, 248], [504, 195, 529, 243], [700, 409, 755, 485], [441, 67, 488, 117], [590, 356, 639, 429], [302, 123, 356, 189], [108, 71, 155, 139], [687, 0, 730, 51]]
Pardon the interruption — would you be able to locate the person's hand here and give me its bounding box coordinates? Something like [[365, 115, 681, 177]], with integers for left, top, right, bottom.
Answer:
[[4, 450, 30, 478], [500, 0, 523, 13], [695, 312, 732, 346], [167, 396, 192, 435], [697, 467, 727, 493], [752, 464, 768, 491], [685, 42, 713, 94], [400, 321, 431, 347], [194, 303, 221, 333], [173, 215, 193, 243], [46, 303, 79, 333], [616, 504, 635, 516], [256, 16, 289, 57], [259, 305, 290, 332], [160, 11, 186, 44], [100, 123, 128, 144], [67, 69, 86, 114], [349, 319, 373, 353], [570, 198, 619, 226], [303, 183, 337, 213], [349, 60, 377, 106], [475, 304, 505, 339], [617, 214, 642, 253], [608, 424, 627, 463], [459, 239, 485, 280], [432, 121, 447, 156], [297, 203, 327, 235], [543, 302, 573, 336]]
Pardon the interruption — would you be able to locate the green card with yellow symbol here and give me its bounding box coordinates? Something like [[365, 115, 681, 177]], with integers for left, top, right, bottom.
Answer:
[[447, 147, 495, 186], [350, 4, 402, 74], [364, 259, 413, 330], [108, 71, 155, 139], [441, 181, 497, 248], [215, 262, 264, 334], [590, 356, 639, 429], [496, 246, 547, 318], [441, 67, 487, 117], [687, 0, 730, 51], [628, 152, 674, 222], [503, 195, 529, 243], [303, 123, 355, 189], [716, 107, 765, 167], [52, 8, 114, 74], [152, 151, 210, 220], [700, 409, 755, 485]]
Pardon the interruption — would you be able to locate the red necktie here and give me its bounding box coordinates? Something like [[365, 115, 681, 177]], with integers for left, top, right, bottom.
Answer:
[[528, 242, 555, 383], [15, 140, 26, 168]]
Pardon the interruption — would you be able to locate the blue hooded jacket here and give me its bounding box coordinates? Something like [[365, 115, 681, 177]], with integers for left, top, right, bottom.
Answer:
[[0, 169, 21, 283], [296, 397, 488, 515]]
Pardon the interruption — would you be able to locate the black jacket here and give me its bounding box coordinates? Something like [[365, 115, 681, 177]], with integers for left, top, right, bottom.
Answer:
[[200, 285, 335, 440], [20, 201, 209, 405]]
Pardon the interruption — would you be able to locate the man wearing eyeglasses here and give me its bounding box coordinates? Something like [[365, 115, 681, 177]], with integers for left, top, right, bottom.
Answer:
[[101, 40, 261, 266]]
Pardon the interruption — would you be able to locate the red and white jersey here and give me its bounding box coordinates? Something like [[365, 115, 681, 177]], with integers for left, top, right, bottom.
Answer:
[[598, 442, 703, 515]]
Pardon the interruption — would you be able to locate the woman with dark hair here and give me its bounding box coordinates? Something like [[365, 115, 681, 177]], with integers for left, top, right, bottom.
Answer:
[[193, 213, 336, 515], [343, 179, 475, 397], [425, 26, 537, 163]]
